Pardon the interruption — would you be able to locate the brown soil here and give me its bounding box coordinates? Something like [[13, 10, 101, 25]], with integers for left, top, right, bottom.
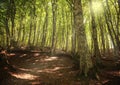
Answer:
[[0, 51, 80, 85], [0, 50, 120, 85]]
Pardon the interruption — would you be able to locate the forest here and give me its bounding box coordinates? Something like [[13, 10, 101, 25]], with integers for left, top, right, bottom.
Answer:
[[0, 0, 120, 85]]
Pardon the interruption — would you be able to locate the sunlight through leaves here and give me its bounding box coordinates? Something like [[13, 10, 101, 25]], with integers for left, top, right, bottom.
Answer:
[[92, 1, 103, 14]]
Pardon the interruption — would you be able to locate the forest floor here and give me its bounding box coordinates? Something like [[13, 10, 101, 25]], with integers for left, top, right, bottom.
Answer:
[[0, 49, 120, 85]]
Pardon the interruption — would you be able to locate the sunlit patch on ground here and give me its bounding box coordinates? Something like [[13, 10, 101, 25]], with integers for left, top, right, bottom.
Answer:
[[37, 67, 61, 73], [18, 67, 40, 73], [42, 56, 58, 62], [20, 46, 26, 50], [18, 68, 33, 72], [8, 53, 16, 57], [37, 66, 70, 73], [35, 59, 39, 62], [20, 54, 27, 57], [33, 53, 40, 57], [9, 72, 39, 80], [107, 71, 120, 76], [102, 80, 110, 84]]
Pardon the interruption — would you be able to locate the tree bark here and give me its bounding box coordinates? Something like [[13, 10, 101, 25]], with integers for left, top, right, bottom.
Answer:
[[51, 0, 57, 54], [89, 0, 102, 65], [73, 0, 93, 76]]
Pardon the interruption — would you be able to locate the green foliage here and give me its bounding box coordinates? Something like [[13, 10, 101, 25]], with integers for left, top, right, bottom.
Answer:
[[0, 0, 119, 76], [0, 1, 118, 48]]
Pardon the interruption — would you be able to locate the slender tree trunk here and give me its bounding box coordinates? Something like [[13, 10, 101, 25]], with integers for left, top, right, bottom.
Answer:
[[36, 19, 41, 46], [117, 0, 120, 37], [89, 0, 102, 65], [41, 5, 48, 47], [62, 8, 65, 49], [98, 18, 106, 55], [32, 2, 37, 46], [65, 12, 69, 51], [51, 0, 57, 54], [72, 11, 76, 54], [5, 5, 11, 47], [5, 18, 10, 47], [10, 0, 16, 40], [28, 19, 33, 46], [32, 19, 37, 46], [66, 0, 76, 53], [21, 24, 25, 43], [17, 15, 23, 44]]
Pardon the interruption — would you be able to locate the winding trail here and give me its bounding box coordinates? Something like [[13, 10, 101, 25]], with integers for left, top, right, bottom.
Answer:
[[1, 51, 120, 85], [0, 51, 80, 85]]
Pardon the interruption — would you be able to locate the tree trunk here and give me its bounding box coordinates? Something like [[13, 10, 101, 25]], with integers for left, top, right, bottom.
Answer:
[[98, 18, 106, 55], [32, 2, 37, 46], [28, 19, 33, 46], [73, 0, 93, 76], [10, 0, 16, 43], [5, 12, 10, 47], [89, 0, 102, 65], [41, 5, 48, 47], [72, 11, 76, 54], [51, 0, 57, 54]]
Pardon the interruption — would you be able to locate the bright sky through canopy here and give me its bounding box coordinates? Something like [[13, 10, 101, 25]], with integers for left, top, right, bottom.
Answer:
[[92, 1, 103, 14]]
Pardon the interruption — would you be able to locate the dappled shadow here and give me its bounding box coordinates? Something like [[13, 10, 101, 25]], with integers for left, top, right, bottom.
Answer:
[[0, 51, 80, 85], [1, 49, 120, 85]]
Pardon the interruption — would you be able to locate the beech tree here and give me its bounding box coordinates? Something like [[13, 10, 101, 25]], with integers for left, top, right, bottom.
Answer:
[[0, 0, 120, 76]]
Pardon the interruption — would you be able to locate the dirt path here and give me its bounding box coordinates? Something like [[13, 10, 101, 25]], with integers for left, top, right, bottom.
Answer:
[[1, 51, 120, 85], [0, 52, 80, 85]]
